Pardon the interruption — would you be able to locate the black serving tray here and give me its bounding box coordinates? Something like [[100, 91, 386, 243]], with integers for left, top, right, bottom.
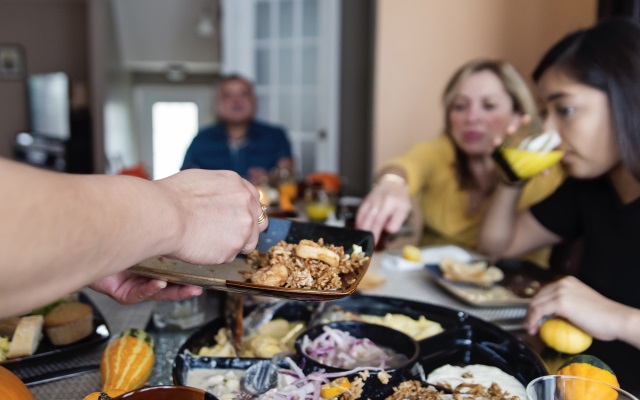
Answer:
[[2, 292, 111, 367], [173, 294, 547, 398]]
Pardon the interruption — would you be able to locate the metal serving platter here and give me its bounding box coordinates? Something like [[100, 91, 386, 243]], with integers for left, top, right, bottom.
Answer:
[[172, 294, 547, 399], [426, 259, 560, 307]]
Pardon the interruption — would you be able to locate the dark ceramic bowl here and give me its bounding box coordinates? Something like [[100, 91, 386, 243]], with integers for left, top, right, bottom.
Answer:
[[114, 386, 218, 400], [295, 321, 419, 399], [295, 320, 419, 373]]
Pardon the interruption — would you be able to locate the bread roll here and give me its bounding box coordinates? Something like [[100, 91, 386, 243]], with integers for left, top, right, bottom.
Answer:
[[44, 302, 93, 346], [8, 315, 43, 358]]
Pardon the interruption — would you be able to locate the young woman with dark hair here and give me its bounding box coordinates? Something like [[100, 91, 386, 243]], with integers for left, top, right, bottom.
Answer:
[[479, 17, 640, 386]]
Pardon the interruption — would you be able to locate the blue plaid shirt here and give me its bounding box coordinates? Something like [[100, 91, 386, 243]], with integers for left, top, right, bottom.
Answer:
[[181, 120, 292, 179]]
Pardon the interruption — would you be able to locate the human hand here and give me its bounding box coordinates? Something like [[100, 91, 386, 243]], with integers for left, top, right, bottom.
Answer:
[[355, 180, 411, 244], [247, 167, 270, 186], [524, 276, 629, 341], [89, 271, 202, 305], [156, 169, 267, 264]]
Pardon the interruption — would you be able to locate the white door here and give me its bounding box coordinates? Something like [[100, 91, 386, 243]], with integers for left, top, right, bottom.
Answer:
[[134, 84, 213, 179], [222, 0, 341, 178]]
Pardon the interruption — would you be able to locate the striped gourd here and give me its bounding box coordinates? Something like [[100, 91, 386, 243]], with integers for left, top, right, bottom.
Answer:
[[83, 329, 154, 400]]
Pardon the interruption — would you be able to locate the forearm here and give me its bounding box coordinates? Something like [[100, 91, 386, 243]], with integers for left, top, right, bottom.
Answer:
[[0, 159, 181, 315], [618, 305, 640, 349], [477, 183, 523, 259], [374, 165, 408, 183]]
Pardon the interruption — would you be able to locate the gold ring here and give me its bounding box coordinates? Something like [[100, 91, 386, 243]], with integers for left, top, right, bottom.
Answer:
[[257, 205, 268, 224]]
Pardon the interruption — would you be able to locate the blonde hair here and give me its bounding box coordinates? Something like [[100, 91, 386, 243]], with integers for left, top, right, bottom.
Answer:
[[443, 59, 537, 135], [441, 59, 537, 189]]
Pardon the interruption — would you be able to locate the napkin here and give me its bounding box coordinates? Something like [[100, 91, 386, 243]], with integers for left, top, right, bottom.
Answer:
[[381, 245, 474, 271]]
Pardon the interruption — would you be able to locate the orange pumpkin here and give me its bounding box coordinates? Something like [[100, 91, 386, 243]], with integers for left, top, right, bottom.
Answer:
[[83, 390, 124, 400], [557, 354, 619, 387], [0, 365, 34, 400], [558, 354, 619, 400], [83, 393, 116, 400]]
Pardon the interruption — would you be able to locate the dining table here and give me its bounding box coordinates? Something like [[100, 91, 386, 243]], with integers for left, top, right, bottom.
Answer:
[[4, 251, 598, 399]]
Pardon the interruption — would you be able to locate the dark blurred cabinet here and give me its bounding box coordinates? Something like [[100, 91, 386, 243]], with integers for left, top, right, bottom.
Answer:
[[66, 108, 94, 174], [599, 0, 640, 20], [13, 109, 93, 174], [15, 70, 94, 174], [13, 132, 66, 172]]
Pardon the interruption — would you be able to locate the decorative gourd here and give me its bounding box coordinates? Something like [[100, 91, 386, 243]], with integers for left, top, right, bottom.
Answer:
[[558, 354, 619, 387], [0, 365, 34, 400], [83, 329, 154, 400], [557, 354, 619, 400], [539, 317, 592, 354], [83, 393, 115, 400]]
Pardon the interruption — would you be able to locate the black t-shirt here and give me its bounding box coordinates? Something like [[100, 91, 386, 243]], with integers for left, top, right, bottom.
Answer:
[[531, 176, 640, 309], [531, 177, 640, 389]]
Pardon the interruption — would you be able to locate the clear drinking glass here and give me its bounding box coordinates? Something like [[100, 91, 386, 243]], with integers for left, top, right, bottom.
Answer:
[[305, 183, 335, 222], [526, 375, 638, 400], [492, 117, 564, 184], [152, 295, 205, 331]]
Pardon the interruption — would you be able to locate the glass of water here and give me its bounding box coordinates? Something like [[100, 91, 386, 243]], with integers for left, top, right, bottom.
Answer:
[[152, 295, 206, 331], [526, 375, 638, 400]]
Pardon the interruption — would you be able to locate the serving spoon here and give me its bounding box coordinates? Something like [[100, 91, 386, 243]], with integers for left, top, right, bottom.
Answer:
[[240, 360, 279, 397]]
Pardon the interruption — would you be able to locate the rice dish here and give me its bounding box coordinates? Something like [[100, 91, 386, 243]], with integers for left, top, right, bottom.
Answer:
[[243, 239, 369, 290]]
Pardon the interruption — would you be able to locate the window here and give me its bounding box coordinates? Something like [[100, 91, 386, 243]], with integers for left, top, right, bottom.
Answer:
[[222, 0, 340, 176], [152, 102, 199, 179]]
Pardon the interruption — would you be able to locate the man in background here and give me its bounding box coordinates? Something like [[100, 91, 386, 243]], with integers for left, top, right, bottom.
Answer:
[[182, 74, 294, 186]]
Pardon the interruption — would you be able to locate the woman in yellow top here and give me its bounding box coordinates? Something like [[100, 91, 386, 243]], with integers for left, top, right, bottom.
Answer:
[[356, 59, 564, 266]]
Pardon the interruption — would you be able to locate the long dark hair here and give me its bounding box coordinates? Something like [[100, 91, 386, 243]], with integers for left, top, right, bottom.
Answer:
[[532, 17, 640, 180]]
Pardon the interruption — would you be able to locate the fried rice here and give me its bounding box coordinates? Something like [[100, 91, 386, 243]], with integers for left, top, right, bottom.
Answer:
[[242, 239, 369, 290], [384, 380, 522, 400]]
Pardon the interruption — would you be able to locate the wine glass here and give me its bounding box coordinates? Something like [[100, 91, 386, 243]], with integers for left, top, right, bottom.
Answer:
[[492, 116, 564, 184]]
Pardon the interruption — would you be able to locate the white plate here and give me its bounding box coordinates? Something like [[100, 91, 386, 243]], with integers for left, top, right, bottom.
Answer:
[[381, 245, 476, 271]]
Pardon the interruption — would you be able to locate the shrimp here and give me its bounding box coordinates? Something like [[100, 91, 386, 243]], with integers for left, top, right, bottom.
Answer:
[[250, 264, 289, 287], [295, 239, 340, 267]]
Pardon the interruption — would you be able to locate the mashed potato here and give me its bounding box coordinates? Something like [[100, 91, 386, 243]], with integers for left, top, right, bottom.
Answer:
[[427, 364, 526, 399], [0, 336, 10, 362], [361, 313, 443, 341]]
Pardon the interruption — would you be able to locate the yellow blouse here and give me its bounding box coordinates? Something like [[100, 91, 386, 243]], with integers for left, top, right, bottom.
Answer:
[[387, 135, 565, 266]]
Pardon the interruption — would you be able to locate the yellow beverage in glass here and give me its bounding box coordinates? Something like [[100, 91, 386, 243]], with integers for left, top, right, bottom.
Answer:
[[498, 148, 564, 180], [306, 202, 335, 222], [493, 117, 563, 183]]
